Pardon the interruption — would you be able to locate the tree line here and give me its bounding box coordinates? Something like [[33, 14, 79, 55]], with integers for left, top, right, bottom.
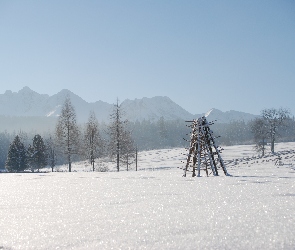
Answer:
[[250, 108, 290, 156], [1, 104, 294, 172], [3, 98, 135, 173]]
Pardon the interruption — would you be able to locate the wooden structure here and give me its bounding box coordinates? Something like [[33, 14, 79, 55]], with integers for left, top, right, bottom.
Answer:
[[183, 116, 229, 177]]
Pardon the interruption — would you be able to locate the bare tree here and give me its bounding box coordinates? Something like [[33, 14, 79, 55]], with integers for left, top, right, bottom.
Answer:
[[261, 108, 289, 153], [108, 99, 135, 171], [84, 111, 104, 171], [251, 118, 268, 156], [120, 129, 135, 171], [45, 135, 57, 172], [55, 97, 80, 172]]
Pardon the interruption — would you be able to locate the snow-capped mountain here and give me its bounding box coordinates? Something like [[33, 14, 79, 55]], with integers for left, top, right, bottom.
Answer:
[[0, 87, 50, 116], [0, 87, 257, 124], [203, 108, 258, 123], [121, 97, 193, 122], [0, 87, 193, 123]]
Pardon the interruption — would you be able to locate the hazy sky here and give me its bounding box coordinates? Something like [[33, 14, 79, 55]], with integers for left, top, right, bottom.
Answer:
[[0, 1, 294, 115]]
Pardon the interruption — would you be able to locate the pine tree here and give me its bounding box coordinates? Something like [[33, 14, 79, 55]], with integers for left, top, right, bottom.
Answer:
[[5, 135, 27, 172], [157, 116, 168, 148], [27, 134, 47, 172], [0, 132, 11, 169], [55, 97, 80, 172], [26, 144, 35, 172]]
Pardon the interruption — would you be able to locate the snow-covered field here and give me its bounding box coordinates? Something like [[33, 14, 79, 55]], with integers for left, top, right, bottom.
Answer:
[[1, 143, 295, 249]]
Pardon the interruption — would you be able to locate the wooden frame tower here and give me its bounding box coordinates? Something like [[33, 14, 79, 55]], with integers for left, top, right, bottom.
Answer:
[[183, 116, 229, 177]]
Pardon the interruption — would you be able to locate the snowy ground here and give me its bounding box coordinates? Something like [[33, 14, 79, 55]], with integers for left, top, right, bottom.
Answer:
[[1, 143, 295, 249]]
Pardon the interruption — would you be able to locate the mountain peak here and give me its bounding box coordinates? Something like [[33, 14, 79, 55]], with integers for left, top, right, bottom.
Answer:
[[4, 90, 13, 95], [59, 88, 72, 93], [203, 108, 258, 123], [18, 86, 33, 94], [56, 89, 73, 96], [56, 89, 83, 99], [0, 87, 258, 124]]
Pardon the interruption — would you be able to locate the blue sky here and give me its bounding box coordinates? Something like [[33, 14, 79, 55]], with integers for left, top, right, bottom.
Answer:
[[0, 1, 294, 115]]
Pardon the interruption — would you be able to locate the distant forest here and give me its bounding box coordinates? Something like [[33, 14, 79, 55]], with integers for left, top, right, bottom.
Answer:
[[1, 116, 295, 169]]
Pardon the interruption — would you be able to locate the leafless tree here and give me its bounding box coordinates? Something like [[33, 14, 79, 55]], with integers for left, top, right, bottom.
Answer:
[[251, 118, 268, 156], [120, 129, 135, 171], [45, 135, 57, 172], [55, 97, 80, 172], [108, 99, 135, 171], [83, 111, 104, 171], [261, 108, 290, 153]]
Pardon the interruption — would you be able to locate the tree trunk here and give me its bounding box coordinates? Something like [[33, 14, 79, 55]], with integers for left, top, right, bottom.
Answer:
[[117, 140, 120, 172], [271, 131, 275, 153], [262, 138, 265, 156], [271, 139, 275, 153], [68, 154, 71, 172], [135, 148, 138, 171], [116, 108, 120, 172], [127, 154, 129, 171]]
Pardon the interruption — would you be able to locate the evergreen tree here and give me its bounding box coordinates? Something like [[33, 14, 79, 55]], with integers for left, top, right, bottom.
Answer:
[[0, 132, 11, 169], [27, 134, 47, 172], [5, 135, 27, 172], [17, 130, 30, 148], [157, 116, 168, 148], [26, 144, 35, 172]]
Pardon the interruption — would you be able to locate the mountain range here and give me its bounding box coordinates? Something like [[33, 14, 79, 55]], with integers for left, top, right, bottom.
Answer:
[[0, 87, 258, 129]]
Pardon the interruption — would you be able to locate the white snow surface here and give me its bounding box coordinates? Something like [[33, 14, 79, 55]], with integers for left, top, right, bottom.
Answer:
[[1, 143, 295, 249]]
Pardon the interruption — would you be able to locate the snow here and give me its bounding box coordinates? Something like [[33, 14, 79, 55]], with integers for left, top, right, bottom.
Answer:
[[0, 87, 258, 124], [1, 143, 295, 249], [205, 108, 214, 117], [121, 96, 193, 122]]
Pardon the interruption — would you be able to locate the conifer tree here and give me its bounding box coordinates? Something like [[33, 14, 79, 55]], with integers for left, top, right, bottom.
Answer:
[[84, 111, 104, 171], [108, 99, 135, 171], [158, 116, 168, 148], [26, 144, 35, 172], [27, 134, 47, 172], [120, 129, 135, 171], [55, 97, 80, 172], [0, 132, 11, 168], [5, 135, 27, 172]]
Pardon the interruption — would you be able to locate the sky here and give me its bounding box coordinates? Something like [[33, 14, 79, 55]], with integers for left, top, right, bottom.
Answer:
[[0, 1, 294, 115]]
